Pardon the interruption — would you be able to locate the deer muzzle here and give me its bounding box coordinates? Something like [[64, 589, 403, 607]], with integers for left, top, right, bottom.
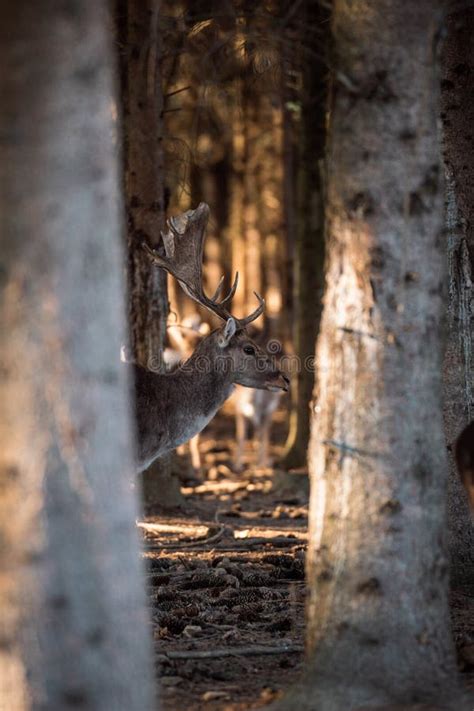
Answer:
[[265, 372, 290, 393]]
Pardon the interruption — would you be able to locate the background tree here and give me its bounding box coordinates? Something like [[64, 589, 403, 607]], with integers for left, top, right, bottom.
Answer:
[[440, 3, 474, 589], [280, 0, 328, 469], [118, 0, 181, 506], [279, 1, 463, 708], [120, 0, 169, 366], [0, 2, 155, 708]]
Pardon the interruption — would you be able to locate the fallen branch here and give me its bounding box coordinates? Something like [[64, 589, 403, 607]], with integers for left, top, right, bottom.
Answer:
[[156, 643, 304, 662], [138, 521, 208, 536], [228, 536, 304, 548], [146, 570, 197, 584], [143, 524, 227, 550]]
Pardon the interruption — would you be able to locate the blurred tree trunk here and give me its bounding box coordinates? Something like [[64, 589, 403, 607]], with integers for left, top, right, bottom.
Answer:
[[281, 0, 327, 469], [278, 1, 462, 708], [440, 5, 474, 589], [231, 84, 266, 323], [190, 158, 229, 326], [120, 0, 181, 507], [121, 0, 168, 365], [230, 79, 248, 320], [212, 157, 232, 296], [242, 88, 263, 314], [281, 37, 297, 345], [259, 96, 284, 337], [0, 2, 156, 709]]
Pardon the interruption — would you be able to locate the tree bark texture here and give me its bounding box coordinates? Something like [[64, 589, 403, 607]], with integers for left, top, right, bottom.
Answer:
[[120, 0, 180, 507], [230, 79, 249, 321], [0, 2, 156, 709], [121, 0, 169, 368], [281, 22, 297, 345], [281, 0, 327, 469], [440, 6, 474, 588], [281, 1, 463, 709]]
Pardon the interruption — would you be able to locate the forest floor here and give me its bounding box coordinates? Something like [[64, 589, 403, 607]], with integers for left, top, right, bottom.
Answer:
[[139, 403, 474, 711]]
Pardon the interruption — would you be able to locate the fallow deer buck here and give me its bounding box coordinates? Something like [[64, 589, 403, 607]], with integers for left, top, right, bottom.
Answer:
[[133, 202, 289, 473]]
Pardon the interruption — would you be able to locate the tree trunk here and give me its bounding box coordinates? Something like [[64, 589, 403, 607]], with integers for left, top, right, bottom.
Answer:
[[259, 96, 285, 337], [120, 0, 181, 507], [279, 1, 462, 708], [121, 0, 169, 366], [281, 25, 297, 346], [281, 0, 327, 469], [230, 78, 248, 320], [440, 5, 474, 589], [0, 2, 156, 709]]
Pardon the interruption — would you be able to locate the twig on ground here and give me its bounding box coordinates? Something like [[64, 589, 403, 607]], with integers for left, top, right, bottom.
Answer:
[[156, 643, 304, 662], [228, 536, 304, 548], [144, 524, 228, 550]]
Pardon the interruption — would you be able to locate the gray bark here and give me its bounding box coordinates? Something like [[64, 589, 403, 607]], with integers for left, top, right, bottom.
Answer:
[[119, 0, 180, 507], [440, 6, 474, 588], [277, 1, 463, 709], [0, 2, 156, 709], [121, 0, 169, 367], [281, 0, 327, 469]]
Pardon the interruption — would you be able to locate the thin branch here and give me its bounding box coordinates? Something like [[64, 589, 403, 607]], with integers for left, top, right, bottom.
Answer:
[[156, 643, 304, 662], [165, 85, 191, 98], [143, 524, 227, 550]]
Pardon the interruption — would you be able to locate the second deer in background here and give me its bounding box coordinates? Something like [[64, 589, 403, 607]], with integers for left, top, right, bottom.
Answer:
[[234, 330, 287, 472]]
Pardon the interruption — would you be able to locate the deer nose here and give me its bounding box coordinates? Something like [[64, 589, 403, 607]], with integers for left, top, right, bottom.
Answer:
[[280, 373, 290, 391], [266, 372, 289, 392]]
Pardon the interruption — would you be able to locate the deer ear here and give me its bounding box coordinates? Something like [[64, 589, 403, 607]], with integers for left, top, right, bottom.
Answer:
[[217, 317, 237, 348]]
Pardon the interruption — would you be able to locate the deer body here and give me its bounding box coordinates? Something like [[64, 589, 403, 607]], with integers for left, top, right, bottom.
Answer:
[[163, 315, 210, 473], [133, 358, 233, 472]]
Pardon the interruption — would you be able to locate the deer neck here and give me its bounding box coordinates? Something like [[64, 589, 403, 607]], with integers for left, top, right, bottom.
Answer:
[[133, 334, 237, 472], [179, 348, 235, 413]]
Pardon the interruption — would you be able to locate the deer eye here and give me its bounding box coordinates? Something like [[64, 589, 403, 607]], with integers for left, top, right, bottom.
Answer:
[[243, 345, 256, 356]]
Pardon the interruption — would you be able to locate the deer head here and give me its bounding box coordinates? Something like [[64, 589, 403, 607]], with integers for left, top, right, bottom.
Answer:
[[143, 202, 289, 393]]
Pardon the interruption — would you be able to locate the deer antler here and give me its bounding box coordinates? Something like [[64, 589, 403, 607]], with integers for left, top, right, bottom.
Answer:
[[143, 202, 265, 328]]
